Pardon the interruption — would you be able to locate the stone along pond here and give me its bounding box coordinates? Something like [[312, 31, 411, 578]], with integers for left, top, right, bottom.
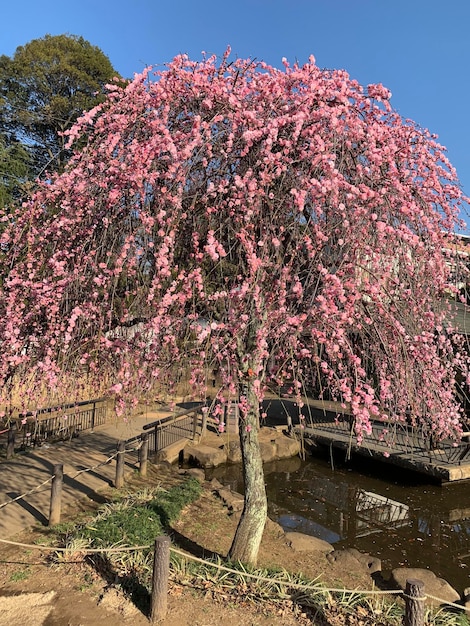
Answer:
[[208, 449, 470, 593]]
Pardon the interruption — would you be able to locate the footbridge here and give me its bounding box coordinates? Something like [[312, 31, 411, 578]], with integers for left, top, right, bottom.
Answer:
[[293, 400, 470, 482]]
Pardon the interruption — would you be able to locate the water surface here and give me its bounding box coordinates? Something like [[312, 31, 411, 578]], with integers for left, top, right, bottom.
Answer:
[[209, 450, 470, 593]]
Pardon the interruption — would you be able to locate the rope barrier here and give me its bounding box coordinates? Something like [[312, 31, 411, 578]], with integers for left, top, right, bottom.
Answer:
[[426, 594, 470, 613], [0, 537, 467, 613], [0, 448, 121, 511], [0, 537, 152, 553], [0, 477, 54, 510], [169, 548, 470, 613], [67, 449, 120, 480], [0, 439, 142, 511], [0, 538, 406, 596], [169, 547, 402, 596]]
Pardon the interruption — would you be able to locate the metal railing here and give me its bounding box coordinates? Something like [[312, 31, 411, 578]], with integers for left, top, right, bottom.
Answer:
[[0, 398, 108, 450], [127, 404, 204, 456], [302, 407, 470, 467]]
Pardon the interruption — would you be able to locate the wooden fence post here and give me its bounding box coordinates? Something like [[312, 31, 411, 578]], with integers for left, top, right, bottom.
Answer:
[[6, 423, 16, 459], [150, 536, 170, 624], [91, 401, 96, 431], [201, 409, 208, 439], [115, 440, 126, 488], [139, 433, 149, 478], [49, 463, 64, 526], [154, 424, 160, 453], [404, 579, 425, 626]]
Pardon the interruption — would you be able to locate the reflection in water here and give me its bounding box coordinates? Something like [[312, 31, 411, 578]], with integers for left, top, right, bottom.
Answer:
[[208, 453, 470, 592]]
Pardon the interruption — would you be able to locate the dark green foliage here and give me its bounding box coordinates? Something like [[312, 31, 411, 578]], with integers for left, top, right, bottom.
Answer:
[[148, 476, 202, 526], [0, 33, 120, 180], [79, 478, 202, 548], [81, 504, 163, 547], [0, 135, 31, 207]]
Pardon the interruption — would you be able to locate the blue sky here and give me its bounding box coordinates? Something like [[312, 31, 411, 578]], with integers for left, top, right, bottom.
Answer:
[[2, 0, 469, 222]]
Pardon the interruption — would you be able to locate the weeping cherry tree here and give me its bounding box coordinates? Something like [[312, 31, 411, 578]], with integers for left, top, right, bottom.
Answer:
[[0, 50, 469, 564]]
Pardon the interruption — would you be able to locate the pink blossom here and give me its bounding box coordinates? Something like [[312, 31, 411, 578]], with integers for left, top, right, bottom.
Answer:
[[0, 47, 465, 458]]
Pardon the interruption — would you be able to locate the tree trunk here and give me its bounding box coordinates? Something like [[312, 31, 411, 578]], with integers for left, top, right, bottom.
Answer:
[[228, 382, 267, 566]]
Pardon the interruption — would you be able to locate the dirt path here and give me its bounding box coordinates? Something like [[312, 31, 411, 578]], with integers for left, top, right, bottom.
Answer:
[[0, 409, 170, 537]]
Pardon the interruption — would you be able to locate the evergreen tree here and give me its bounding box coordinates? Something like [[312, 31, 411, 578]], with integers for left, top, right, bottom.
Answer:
[[0, 33, 120, 179], [0, 134, 31, 206]]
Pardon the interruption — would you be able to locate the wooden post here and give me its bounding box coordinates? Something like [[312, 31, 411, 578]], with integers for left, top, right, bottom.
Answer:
[[91, 401, 96, 431], [150, 536, 170, 624], [115, 440, 125, 488], [226, 400, 239, 435], [404, 579, 425, 626], [139, 433, 149, 478], [201, 409, 208, 439], [286, 413, 293, 434], [155, 424, 162, 454], [6, 423, 16, 459], [49, 464, 64, 526]]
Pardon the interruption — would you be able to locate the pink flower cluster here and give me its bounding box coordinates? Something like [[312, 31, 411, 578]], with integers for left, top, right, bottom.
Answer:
[[0, 50, 467, 443]]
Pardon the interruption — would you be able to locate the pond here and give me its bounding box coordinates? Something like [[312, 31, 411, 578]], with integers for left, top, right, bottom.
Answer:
[[208, 448, 470, 593]]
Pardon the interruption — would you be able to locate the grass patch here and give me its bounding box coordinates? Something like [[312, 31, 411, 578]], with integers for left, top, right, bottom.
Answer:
[[51, 478, 201, 600], [148, 476, 202, 526], [75, 477, 201, 549], [9, 568, 30, 582], [80, 503, 163, 547]]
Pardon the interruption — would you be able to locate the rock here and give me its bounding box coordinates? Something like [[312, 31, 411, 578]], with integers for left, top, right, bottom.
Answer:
[[155, 441, 187, 464], [217, 487, 244, 512], [259, 440, 276, 462], [390, 568, 460, 606], [285, 531, 334, 553], [327, 548, 381, 575], [208, 477, 224, 490], [184, 443, 227, 468], [224, 440, 242, 463], [274, 435, 300, 459], [184, 468, 206, 482]]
